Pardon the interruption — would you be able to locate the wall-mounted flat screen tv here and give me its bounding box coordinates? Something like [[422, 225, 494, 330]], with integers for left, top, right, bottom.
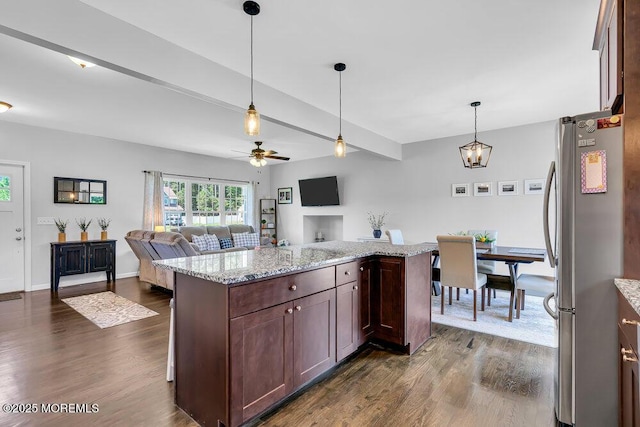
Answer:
[[298, 176, 340, 206]]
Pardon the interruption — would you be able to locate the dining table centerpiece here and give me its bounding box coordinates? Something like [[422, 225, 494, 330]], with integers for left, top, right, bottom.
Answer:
[[367, 211, 387, 238], [473, 231, 496, 249]]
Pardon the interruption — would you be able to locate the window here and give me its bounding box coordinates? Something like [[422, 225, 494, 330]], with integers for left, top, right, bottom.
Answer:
[[163, 177, 248, 227], [0, 175, 10, 201]]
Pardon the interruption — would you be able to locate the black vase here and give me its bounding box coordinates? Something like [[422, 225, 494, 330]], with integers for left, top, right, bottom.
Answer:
[[373, 229, 382, 239]]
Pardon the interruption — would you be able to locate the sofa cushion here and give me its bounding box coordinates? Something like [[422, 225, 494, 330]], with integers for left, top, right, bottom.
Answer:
[[205, 226, 232, 240], [219, 237, 233, 250], [228, 224, 255, 234], [232, 232, 260, 248], [192, 234, 209, 252]]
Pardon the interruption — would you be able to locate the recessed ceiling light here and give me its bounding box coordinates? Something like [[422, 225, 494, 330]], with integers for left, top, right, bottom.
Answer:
[[67, 56, 96, 69], [0, 102, 13, 113]]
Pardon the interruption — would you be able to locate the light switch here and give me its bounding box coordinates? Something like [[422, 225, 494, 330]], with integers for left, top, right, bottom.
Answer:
[[37, 217, 55, 225]]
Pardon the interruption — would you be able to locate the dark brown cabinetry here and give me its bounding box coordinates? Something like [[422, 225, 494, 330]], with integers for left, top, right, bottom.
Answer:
[[618, 290, 640, 426], [336, 261, 361, 361], [173, 251, 431, 427], [50, 240, 116, 291], [595, 0, 624, 113]]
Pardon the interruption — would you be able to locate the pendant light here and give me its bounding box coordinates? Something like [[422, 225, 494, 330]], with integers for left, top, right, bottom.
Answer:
[[459, 101, 492, 168], [334, 63, 346, 158], [244, 1, 261, 136]]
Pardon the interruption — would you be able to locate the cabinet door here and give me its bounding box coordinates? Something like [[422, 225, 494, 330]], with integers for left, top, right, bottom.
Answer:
[[359, 260, 375, 344], [59, 244, 86, 275], [374, 257, 405, 345], [293, 289, 336, 388], [88, 242, 113, 272], [230, 302, 293, 426], [619, 327, 640, 427], [336, 281, 359, 362]]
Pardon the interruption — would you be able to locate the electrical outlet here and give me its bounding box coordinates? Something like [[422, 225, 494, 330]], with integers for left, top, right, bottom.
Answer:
[[37, 217, 55, 225]]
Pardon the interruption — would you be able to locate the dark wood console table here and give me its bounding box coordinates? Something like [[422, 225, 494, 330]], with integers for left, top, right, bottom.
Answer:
[[50, 240, 116, 291]]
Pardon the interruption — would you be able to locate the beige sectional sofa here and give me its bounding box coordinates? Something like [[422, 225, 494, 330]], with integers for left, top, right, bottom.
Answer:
[[125, 224, 268, 290]]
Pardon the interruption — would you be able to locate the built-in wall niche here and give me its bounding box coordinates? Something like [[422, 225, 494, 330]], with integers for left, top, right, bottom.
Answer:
[[54, 177, 107, 204], [303, 215, 343, 244]]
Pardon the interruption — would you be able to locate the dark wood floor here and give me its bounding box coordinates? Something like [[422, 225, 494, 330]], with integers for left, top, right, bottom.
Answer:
[[0, 278, 555, 426]]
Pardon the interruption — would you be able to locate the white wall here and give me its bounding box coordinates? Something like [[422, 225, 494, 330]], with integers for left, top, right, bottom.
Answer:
[[0, 121, 270, 290], [270, 120, 557, 276]]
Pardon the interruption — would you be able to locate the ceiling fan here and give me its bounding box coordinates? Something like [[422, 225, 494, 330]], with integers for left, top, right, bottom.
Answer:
[[236, 141, 290, 167]]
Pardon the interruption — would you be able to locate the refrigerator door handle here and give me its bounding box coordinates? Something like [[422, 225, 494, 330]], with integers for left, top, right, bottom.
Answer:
[[543, 292, 558, 319], [543, 161, 556, 268]]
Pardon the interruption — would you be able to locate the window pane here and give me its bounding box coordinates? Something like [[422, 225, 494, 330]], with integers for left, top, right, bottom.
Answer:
[[224, 185, 246, 225], [0, 175, 10, 201], [163, 180, 186, 226]]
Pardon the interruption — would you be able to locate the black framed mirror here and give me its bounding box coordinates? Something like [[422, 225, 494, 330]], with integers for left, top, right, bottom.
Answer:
[[54, 177, 107, 204]]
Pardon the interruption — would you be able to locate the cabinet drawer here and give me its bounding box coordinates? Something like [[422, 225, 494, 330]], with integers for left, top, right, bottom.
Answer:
[[230, 267, 336, 318], [618, 290, 640, 353], [336, 261, 359, 286]]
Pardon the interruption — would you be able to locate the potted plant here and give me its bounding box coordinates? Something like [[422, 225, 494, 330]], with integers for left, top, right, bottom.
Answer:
[[367, 212, 387, 238], [76, 217, 92, 241], [473, 231, 496, 249], [261, 219, 267, 229], [54, 218, 68, 242], [97, 217, 111, 240]]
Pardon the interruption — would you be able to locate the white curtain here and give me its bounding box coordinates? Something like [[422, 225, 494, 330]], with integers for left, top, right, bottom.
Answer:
[[246, 181, 258, 231], [143, 171, 164, 230]]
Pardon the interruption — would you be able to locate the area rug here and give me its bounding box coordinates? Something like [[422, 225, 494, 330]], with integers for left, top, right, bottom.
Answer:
[[62, 291, 158, 329], [0, 291, 22, 302], [432, 290, 556, 348]]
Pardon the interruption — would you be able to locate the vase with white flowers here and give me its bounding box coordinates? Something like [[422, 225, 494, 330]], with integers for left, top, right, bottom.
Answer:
[[367, 212, 387, 238]]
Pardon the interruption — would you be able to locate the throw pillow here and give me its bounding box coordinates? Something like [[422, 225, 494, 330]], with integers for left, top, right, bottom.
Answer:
[[219, 237, 233, 250], [204, 234, 221, 251], [191, 234, 208, 252], [232, 232, 260, 248]]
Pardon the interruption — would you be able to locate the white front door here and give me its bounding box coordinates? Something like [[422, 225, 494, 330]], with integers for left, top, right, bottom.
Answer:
[[0, 164, 25, 293]]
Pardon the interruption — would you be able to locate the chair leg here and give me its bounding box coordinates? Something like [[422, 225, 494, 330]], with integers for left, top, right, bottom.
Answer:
[[449, 287, 453, 305], [487, 288, 492, 306], [493, 289, 497, 298], [508, 288, 515, 322], [481, 286, 485, 311], [466, 289, 469, 294], [516, 289, 522, 319], [456, 287, 460, 301], [521, 290, 526, 310], [441, 286, 445, 314], [473, 290, 477, 321]]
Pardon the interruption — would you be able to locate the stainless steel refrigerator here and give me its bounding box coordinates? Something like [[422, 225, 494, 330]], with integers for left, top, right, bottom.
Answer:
[[543, 110, 623, 426]]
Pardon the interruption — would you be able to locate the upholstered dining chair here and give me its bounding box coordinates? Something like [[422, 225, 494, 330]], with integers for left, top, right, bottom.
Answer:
[[515, 274, 555, 319], [436, 235, 488, 321], [385, 229, 404, 245]]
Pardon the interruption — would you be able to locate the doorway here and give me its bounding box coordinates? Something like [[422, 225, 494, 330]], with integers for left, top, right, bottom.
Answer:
[[0, 163, 26, 293]]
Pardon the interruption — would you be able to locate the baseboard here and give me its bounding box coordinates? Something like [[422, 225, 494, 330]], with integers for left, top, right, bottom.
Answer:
[[30, 272, 139, 292]]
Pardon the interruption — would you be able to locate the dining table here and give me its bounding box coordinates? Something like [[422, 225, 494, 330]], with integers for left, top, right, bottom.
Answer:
[[430, 244, 547, 322]]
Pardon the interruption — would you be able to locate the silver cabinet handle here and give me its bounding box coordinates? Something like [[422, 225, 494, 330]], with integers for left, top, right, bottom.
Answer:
[[286, 308, 293, 314], [289, 285, 297, 291], [622, 318, 640, 326], [15, 237, 22, 241], [295, 305, 301, 311]]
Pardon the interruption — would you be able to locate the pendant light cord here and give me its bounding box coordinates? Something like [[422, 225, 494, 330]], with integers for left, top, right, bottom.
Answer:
[[474, 104, 478, 142], [339, 71, 342, 134], [250, 16, 254, 104]]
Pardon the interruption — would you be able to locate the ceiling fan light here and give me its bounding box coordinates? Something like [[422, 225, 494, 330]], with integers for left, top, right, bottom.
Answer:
[[244, 104, 260, 136], [334, 135, 346, 158], [0, 101, 12, 113], [250, 157, 266, 167], [67, 56, 96, 69]]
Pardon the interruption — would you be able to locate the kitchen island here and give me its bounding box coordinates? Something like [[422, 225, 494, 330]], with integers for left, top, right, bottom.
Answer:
[[155, 240, 435, 427]]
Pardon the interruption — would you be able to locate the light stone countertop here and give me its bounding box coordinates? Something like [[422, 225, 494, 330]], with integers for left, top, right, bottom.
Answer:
[[154, 240, 437, 285], [615, 278, 640, 316]]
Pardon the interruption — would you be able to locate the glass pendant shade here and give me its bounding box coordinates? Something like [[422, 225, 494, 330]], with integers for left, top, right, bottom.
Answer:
[[334, 134, 346, 158], [250, 157, 267, 167], [459, 140, 492, 168], [244, 104, 260, 136]]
